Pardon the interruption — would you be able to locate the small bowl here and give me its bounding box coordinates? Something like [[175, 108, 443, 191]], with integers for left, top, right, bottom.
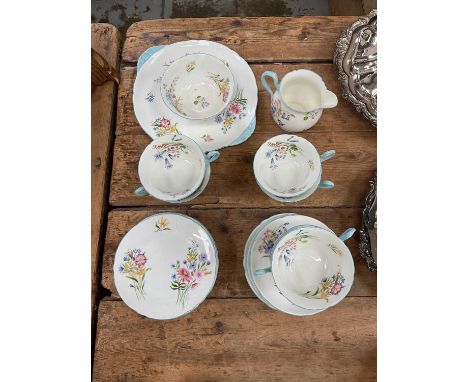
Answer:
[[254, 135, 333, 199], [161, 53, 235, 120], [271, 224, 355, 310], [138, 134, 207, 202]]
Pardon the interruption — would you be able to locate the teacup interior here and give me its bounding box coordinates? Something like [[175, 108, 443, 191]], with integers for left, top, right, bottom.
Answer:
[[280, 71, 322, 112], [150, 158, 201, 196], [276, 239, 329, 295], [162, 53, 234, 119], [260, 155, 310, 194]]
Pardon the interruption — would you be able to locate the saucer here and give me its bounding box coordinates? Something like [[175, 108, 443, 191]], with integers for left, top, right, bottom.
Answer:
[[134, 40, 258, 152], [114, 213, 218, 320], [244, 213, 334, 316]]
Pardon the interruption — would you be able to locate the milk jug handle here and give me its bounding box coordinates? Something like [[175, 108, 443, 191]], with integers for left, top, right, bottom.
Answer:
[[261, 71, 279, 98]]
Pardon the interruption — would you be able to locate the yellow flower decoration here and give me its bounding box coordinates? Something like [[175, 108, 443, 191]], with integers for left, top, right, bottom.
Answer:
[[155, 217, 171, 232]]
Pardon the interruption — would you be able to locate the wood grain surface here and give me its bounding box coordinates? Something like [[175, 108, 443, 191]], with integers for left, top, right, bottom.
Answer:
[[94, 16, 377, 382], [93, 298, 377, 381], [123, 16, 357, 63], [91, 23, 121, 315], [101, 208, 376, 298]]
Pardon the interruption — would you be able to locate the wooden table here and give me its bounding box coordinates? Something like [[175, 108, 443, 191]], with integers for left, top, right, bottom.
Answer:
[[93, 16, 377, 381]]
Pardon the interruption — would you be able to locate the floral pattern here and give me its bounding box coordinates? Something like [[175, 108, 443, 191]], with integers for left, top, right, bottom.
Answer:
[[153, 136, 190, 169], [194, 95, 209, 109], [119, 248, 151, 300], [163, 76, 186, 115], [185, 60, 196, 72], [146, 91, 155, 102], [170, 240, 212, 309], [208, 72, 231, 102], [214, 89, 248, 133], [303, 271, 345, 301], [155, 217, 171, 232], [258, 222, 290, 257], [308, 160, 315, 170], [303, 110, 320, 121], [328, 244, 344, 257], [265, 136, 302, 169], [271, 98, 295, 127], [152, 117, 180, 137], [201, 134, 214, 142], [278, 229, 316, 267]]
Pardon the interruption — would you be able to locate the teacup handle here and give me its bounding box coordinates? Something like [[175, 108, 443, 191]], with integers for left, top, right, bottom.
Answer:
[[134, 186, 149, 197], [255, 267, 272, 276], [318, 180, 334, 189], [339, 228, 356, 242], [320, 150, 336, 163], [261, 71, 279, 98], [205, 150, 220, 162]]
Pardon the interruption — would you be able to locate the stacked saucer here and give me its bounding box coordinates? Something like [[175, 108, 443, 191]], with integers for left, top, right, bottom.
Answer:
[[244, 213, 355, 316]]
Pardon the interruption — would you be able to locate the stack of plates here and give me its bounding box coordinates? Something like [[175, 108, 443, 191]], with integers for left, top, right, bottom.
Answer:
[[244, 213, 355, 316]]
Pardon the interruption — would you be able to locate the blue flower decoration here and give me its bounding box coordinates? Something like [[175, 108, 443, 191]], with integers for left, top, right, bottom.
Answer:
[[171, 274, 177, 280], [119, 266, 124, 273], [199, 253, 207, 262], [215, 114, 223, 123]]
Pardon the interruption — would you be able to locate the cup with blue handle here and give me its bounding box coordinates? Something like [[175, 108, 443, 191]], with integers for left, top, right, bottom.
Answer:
[[255, 224, 355, 310], [253, 134, 336, 202], [135, 134, 219, 203]]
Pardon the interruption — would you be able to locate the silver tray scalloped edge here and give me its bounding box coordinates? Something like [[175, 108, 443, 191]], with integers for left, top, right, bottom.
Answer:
[[334, 9, 377, 127], [359, 175, 377, 271]]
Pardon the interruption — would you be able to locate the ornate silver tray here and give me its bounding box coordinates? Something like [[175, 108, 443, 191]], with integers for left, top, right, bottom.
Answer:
[[334, 9, 377, 127], [359, 175, 377, 271]]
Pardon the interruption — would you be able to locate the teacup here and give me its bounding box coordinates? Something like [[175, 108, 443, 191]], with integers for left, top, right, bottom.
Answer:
[[161, 53, 235, 120], [253, 134, 335, 201], [135, 134, 219, 203], [255, 224, 355, 310], [261, 69, 338, 132]]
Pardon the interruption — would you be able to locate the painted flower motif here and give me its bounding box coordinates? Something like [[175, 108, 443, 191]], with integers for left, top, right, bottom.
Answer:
[[278, 229, 317, 267], [163, 76, 186, 115], [328, 244, 344, 257], [146, 91, 155, 102], [119, 248, 151, 300], [194, 95, 210, 109], [170, 240, 212, 309], [258, 222, 290, 257], [271, 98, 295, 127], [201, 134, 214, 142], [208, 72, 231, 102], [153, 136, 190, 169], [155, 216, 171, 232], [185, 60, 196, 72], [303, 110, 320, 121], [265, 136, 302, 169], [308, 160, 315, 170], [135, 253, 147, 267], [214, 88, 248, 133], [152, 116, 179, 137], [304, 271, 346, 301], [177, 267, 192, 283]]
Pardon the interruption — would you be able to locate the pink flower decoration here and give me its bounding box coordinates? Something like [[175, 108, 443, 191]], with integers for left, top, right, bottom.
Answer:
[[177, 267, 192, 283], [191, 282, 199, 289], [134, 253, 147, 268], [230, 103, 242, 114], [160, 118, 171, 128], [195, 270, 203, 279], [331, 283, 343, 295]]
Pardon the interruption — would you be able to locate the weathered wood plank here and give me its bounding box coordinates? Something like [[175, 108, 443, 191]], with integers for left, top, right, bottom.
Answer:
[[93, 298, 377, 381], [91, 23, 121, 316], [101, 208, 376, 298], [109, 130, 376, 207], [123, 16, 357, 63], [116, 63, 373, 136]]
